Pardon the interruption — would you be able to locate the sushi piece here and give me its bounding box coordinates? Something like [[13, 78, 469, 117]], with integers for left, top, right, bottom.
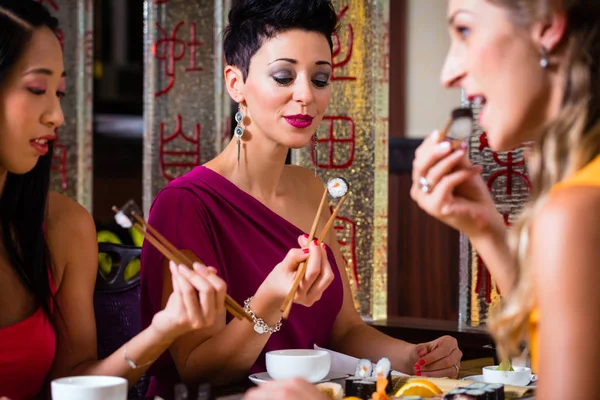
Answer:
[[446, 108, 474, 140], [482, 383, 505, 400], [316, 382, 343, 400], [354, 359, 373, 379], [443, 388, 489, 400], [114, 210, 133, 229], [327, 177, 349, 199], [344, 379, 376, 400], [371, 358, 392, 393], [465, 383, 487, 390]]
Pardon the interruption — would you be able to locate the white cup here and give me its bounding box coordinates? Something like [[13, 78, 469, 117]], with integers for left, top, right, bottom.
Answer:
[[482, 365, 533, 386], [51, 376, 127, 400], [266, 349, 331, 383]]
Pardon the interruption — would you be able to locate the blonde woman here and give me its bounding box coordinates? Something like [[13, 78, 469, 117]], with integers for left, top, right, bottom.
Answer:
[[411, 0, 600, 398]]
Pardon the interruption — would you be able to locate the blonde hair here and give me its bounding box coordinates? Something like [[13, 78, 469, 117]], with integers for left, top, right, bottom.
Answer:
[[486, 0, 600, 358]]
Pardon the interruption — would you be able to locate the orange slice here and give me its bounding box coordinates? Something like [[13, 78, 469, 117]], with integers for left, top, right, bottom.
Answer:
[[394, 379, 443, 397]]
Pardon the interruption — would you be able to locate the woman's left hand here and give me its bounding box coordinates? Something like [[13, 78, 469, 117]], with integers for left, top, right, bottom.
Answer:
[[410, 335, 463, 378]]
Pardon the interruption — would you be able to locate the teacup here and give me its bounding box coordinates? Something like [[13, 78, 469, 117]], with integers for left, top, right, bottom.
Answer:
[[51, 376, 127, 400], [482, 365, 533, 386], [266, 349, 331, 383]]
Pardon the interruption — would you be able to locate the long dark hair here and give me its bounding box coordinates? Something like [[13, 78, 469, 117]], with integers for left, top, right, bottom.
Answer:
[[0, 0, 60, 321]]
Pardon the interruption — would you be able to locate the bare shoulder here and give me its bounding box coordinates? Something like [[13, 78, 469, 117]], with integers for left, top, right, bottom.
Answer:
[[46, 192, 97, 283], [531, 186, 600, 279], [533, 186, 600, 235], [46, 191, 95, 235]]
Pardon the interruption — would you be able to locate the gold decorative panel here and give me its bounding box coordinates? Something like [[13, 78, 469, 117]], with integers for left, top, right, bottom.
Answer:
[[292, 0, 389, 320]]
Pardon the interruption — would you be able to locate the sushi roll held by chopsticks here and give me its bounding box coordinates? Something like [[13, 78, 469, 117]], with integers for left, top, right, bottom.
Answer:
[[280, 177, 350, 318], [437, 107, 474, 147]]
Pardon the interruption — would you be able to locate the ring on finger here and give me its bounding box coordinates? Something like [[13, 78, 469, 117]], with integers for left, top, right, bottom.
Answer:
[[419, 176, 432, 193]]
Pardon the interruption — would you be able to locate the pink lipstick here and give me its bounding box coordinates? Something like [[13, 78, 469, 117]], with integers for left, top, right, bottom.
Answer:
[[30, 134, 56, 156], [284, 114, 314, 129]]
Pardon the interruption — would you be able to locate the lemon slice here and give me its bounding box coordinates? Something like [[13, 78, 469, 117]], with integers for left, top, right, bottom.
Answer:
[[395, 379, 443, 397], [497, 359, 514, 371]]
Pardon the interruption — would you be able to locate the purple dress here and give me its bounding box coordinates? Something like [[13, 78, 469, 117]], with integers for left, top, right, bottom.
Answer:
[[140, 166, 344, 396]]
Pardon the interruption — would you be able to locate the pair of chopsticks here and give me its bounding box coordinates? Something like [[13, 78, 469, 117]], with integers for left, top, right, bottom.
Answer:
[[111, 205, 252, 324], [279, 189, 349, 319]]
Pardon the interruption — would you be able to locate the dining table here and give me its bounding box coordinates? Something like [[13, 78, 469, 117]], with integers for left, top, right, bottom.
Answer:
[[141, 357, 535, 400]]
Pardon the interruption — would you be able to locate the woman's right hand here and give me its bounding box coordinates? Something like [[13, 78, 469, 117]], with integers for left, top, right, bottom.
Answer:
[[150, 261, 227, 343], [260, 235, 334, 307], [410, 130, 503, 239]]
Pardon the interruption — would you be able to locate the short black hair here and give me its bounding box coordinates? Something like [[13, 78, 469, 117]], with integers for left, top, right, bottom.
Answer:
[[223, 0, 338, 80]]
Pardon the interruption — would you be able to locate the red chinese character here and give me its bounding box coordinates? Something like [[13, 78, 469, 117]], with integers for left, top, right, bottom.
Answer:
[[475, 213, 513, 302], [332, 210, 359, 290], [331, 5, 356, 81], [50, 129, 68, 190], [152, 21, 204, 97], [312, 116, 355, 169], [36, 0, 59, 11], [380, 23, 389, 83], [159, 114, 200, 181], [84, 30, 94, 77], [56, 28, 64, 51], [479, 133, 532, 195]]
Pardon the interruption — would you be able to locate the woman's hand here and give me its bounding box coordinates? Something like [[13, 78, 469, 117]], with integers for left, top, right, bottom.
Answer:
[[410, 130, 504, 239], [149, 261, 227, 343], [259, 235, 334, 307], [243, 378, 328, 400], [409, 335, 463, 378]]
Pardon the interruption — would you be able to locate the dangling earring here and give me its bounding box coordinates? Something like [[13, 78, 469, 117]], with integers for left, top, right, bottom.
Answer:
[[312, 131, 318, 176], [540, 45, 549, 69], [234, 105, 244, 167]]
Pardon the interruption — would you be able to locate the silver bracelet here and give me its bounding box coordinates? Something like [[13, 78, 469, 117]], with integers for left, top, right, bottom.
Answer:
[[243, 296, 282, 335], [123, 344, 155, 369]]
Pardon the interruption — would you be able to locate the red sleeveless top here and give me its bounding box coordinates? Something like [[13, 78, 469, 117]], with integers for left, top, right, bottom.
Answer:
[[0, 272, 57, 399]]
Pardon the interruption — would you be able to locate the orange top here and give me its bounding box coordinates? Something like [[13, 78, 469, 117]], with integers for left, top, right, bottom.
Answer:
[[529, 154, 600, 373]]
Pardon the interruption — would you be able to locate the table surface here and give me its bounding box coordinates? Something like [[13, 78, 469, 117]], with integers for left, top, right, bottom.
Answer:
[[199, 357, 509, 400]]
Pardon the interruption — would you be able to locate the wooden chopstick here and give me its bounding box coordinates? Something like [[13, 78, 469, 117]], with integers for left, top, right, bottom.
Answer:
[[130, 223, 249, 322], [281, 193, 348, 318], [280, 188, 344, 318], [315, 193, 348, 247], [114, 207, 251, 323], [279, 188, 328, 316]]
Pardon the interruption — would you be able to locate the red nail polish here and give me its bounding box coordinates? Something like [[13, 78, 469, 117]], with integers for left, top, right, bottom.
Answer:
[[303, 248, 309, 254], [416, 371, 422, 376], [313, 240, 318, 246], [321, 243, 327, 249], [419, 359, 425, 366], [303, 234, 309, 238], [413, 364, 420, 371]]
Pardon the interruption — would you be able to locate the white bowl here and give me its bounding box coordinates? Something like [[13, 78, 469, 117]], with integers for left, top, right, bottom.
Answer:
[[51, 376, 128, 400], [482, 365, 532, 386], [266, 349, 331, 383]]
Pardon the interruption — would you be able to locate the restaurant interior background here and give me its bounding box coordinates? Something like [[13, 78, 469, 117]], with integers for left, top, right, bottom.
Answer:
[[72, 0, 524, 358]]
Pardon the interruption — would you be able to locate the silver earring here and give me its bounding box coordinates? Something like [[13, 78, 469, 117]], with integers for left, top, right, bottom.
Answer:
[[313, 132, 318, 176], [234, 106, 244, 167], [540, 46, 549, 69]]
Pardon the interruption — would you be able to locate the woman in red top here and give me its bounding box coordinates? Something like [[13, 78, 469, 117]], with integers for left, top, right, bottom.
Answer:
[[0, 1, 229, 398]]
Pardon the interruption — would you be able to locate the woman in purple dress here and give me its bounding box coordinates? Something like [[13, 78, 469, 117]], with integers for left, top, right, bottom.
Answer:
[[140, 0, 462, 395]]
